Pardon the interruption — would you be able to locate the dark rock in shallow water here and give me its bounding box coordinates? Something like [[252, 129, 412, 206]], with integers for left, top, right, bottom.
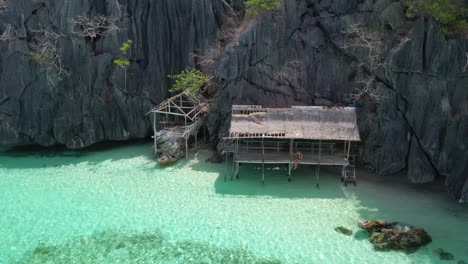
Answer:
[[208, 152, 223, 163], [357, 220, 395, 232], [334, 226, 353, 236], [433, 248, 455, 261], [155, 130, 185, 165], [358, 220, 431, 251]]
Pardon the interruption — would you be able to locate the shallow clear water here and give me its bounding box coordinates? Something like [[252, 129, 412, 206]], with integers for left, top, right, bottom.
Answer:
[[0, 143, 467, 264]]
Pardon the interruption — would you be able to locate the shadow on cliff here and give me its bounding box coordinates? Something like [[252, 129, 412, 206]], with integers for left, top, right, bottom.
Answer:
[[0, 140, 155, 169]]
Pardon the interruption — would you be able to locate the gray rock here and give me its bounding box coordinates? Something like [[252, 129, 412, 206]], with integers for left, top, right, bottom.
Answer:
[[155, 130, 186, 162], [0, 0, 241, 148], [408, 138, 436, 183], [380, 2, 405, 30]]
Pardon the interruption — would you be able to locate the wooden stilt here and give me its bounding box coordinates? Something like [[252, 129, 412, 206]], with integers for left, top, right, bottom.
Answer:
[[184, 116, 188, 159], [224, 152, 228, 182], [317, 140, 321, 188], [261, 137, 265, 185], [289, 139, 293, 182], [153, 112, 158, 156], [236, 139, 239, 179]]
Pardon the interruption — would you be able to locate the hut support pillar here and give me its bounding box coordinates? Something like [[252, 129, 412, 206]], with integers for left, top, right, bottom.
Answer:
[[288, 139, 293, 182], [316, 140, 321, 189], [261, 137, 265, 185], [347, 140, 351, 161], [185, 116, 188, 159], [224, 152, 228, 182], [153, 112, 158, 156]]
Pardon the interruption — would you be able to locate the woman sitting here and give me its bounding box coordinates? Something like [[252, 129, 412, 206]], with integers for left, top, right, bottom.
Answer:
[[293, 151, 304, 170]]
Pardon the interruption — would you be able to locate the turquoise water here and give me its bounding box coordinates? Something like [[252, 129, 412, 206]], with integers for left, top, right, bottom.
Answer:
[[0, 143, 467, 264]]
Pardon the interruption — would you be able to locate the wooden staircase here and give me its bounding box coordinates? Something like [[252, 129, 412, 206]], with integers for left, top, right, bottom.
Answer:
[[342, 155, 356, 186]]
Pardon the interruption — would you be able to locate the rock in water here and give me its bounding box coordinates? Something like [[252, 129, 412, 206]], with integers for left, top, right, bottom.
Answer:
[[155, 130, 186, 165], [433, 248, 455, 261], [357, 220, 395, 232], [358, 220, 431, 251], [208, 152, 222, 163], [334, 226, 353, 236]]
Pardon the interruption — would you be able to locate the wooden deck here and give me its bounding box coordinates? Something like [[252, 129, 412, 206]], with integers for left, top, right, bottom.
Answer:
[[234, 151, 349, 166]]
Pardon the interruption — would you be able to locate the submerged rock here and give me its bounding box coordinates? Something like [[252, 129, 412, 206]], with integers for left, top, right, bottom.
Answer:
[[433, 248, 455, 261], [358, 220, 431, 251], [334, 226, 353, 236]]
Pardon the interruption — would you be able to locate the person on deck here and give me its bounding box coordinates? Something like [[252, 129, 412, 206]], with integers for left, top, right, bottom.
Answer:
[[293, 151, 304, 170]]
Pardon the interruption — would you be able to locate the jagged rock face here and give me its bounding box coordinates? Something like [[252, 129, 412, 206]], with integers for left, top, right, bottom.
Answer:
[[0, 0, 240, 148], [208, 0, 467, 201], [1, 0, 467, 201]]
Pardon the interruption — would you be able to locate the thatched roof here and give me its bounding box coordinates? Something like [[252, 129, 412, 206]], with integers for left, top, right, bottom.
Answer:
[[226, 105, 361, 141]]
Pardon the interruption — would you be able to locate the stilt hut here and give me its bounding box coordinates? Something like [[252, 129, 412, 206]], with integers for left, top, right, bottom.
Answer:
[[223, 105, 361, 187], [148, 92, 209, 159]]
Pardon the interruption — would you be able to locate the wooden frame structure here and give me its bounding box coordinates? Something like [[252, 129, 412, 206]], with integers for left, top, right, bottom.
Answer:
[[223, 105, 361, 187], [147, 92, 209, 159]]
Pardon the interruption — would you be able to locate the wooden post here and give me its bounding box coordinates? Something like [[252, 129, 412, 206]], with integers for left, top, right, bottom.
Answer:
[[262, 137, 265, 185], [347, 140, 351, 161], [153, 112, 158, 156], [185, 116, 188, 159], [317, 140, 321, 189], [224, 152, 228, 182], [289, 139, 293, 182]]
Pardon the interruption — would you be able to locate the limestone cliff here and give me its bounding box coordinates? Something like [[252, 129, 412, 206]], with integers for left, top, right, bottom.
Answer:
[[0, 0, 241, 148], [0, 0, 467, 201], [207, 0, 468, 202]]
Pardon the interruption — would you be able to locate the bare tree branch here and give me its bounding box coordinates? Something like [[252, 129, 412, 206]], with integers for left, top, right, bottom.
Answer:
[[0, 0, 11, 12], [69, 15, 119, 40], [348, 71, 383, 102], [340, 24, 384, 71], [339, 24, 385, 102], [30, 30, 69, 77], [0, 24, 15, 41]]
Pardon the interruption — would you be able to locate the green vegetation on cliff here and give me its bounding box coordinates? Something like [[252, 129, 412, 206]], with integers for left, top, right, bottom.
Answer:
[[168, 68, 208, 95], [406, 0, 468, 33], [245, 0, 281, 16]]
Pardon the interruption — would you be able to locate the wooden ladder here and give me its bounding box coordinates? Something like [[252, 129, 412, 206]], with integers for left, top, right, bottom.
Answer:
[[342, 155, 356, 186]]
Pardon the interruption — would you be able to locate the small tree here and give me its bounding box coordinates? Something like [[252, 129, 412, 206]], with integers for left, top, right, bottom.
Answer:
[[168, 69, 208, 95], [406, 0, 468, 33], [245, 0, 281, 16], [113, 40, 133, 93]]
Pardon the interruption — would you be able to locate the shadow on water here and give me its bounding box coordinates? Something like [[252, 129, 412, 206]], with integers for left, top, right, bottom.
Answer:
[[349, 171, 468, 263], [204, 161, 349, 199], [0, 140, 155, 169], [16, 229, 281, 264]]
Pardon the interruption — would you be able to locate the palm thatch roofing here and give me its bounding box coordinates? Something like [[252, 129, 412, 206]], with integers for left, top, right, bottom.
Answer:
[[226, 105, 361, 141]]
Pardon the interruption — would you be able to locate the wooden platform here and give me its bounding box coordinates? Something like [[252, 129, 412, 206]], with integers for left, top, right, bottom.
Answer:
[[234, 151, 349, 166]]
